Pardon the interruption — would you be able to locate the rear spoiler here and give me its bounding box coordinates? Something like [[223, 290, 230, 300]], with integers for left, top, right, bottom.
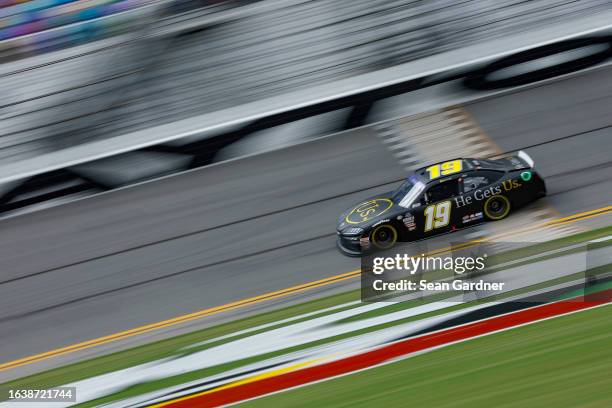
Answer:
[[517, 150, 535, 168]]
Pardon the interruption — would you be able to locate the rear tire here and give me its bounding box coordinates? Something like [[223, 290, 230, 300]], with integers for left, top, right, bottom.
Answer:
[[484, 195, 511, 220]]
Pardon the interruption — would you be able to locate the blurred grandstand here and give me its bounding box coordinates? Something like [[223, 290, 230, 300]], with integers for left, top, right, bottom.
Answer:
[[0, 0, 610, 165], [0, 0, 161, 58]]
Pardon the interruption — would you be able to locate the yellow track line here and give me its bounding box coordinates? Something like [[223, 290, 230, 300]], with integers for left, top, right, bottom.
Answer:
[[0, 271, 358, 372], [0, 205, 610, 372]]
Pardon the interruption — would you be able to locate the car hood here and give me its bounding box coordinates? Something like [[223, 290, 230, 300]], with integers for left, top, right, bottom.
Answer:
[[337, 192, 404, 232]]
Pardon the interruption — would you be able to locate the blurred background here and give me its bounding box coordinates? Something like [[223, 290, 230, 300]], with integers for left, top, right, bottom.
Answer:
[[1, 2, 611, 404], [1, 0, 610, 165]]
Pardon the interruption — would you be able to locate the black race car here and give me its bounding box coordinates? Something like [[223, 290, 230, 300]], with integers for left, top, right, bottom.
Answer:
[[336, 151, 546, 256]]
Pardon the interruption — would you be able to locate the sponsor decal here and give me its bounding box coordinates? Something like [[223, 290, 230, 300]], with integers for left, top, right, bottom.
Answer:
[[501, 179, 522, 191], [372, 219, 391, 228], [345, 199, 393, 225], [402, 213, 416, 231], [343, 227, 364, 235], [521, 171, 532, 181], [462, 211, 483, 224], [455, 179, 522, 208]]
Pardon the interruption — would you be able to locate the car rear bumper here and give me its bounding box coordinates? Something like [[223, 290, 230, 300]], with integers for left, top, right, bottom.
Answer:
[[535, 172, 547, 197]]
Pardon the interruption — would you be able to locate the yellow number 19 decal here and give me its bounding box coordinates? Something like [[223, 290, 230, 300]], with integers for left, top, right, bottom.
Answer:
[[424, 200, 451, 232], [425, 160, 463, 180]]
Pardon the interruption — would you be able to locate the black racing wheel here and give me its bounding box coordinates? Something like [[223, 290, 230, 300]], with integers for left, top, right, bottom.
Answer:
[[371, 224, 398, 249], [484, 195, 511, 220]]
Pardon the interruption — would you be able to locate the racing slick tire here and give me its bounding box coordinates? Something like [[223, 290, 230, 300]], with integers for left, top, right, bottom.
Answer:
[[370, 224, 398, 250], [483, 195, 511, 221]]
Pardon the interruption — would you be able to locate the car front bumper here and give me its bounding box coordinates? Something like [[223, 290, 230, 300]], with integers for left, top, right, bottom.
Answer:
[[336, 235, 364, 257]]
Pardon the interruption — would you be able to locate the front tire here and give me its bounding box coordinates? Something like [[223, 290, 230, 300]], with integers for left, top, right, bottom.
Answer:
[[484, 195, 511, 220], [370, 224, 398, 250]]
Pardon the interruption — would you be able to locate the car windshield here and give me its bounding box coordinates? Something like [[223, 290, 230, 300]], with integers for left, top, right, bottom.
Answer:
[[392, 177, 426, 208]]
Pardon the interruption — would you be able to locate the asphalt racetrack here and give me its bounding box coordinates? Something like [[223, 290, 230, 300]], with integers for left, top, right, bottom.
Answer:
[[0, 67, 611, 379]]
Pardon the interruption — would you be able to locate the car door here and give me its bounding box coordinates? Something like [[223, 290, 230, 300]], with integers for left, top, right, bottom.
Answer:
[[420, 177, 461, 237]]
